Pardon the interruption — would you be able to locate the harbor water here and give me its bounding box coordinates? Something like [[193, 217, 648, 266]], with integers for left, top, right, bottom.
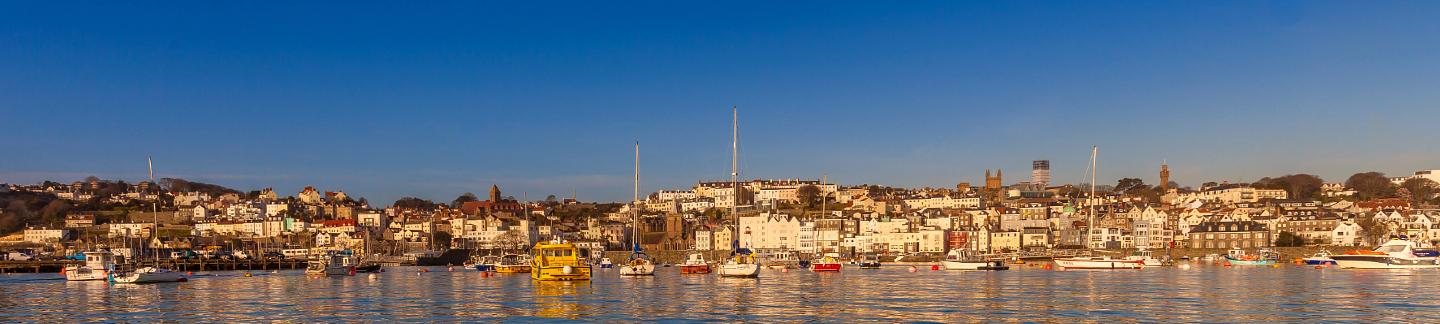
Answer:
[[2, 263, 1437, 322]]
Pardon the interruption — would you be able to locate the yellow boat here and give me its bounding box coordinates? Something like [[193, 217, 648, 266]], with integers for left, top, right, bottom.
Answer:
[[494, 254, 533, 273], [531, 239, 591, 281]]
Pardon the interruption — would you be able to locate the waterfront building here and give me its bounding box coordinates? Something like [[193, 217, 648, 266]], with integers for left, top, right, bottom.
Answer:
[[23, 227, 70, 243], [1187, 221, 1272, 249], [64, 214, 95, 228]]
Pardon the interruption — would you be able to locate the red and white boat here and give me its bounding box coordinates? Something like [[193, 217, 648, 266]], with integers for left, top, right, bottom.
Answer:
[[1053, 256, 1146, 270], [680, 252, 711, 274], [810, 253, 843, 272]]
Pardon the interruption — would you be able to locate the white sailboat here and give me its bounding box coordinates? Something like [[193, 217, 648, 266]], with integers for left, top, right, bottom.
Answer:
[[620, 141, 656, 276], [717, 107, 761, 278], [1054, 146, 1146, 270], [113, 156, 186, 284]]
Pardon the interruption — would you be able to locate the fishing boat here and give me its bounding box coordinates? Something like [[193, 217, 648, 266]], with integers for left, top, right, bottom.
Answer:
[[531, 238, 591, 281], [63, 251, 117, 281], [760, 250, 801, 269], [494, 254, 533, 273], [1332, 238, 1440, 269], [1125, 249, 1166, 267], [1054, 146, 1147, 271], [1302, 250, 1337, 265], [306, 250, 358, 276], [1224, 249, 1278, 266], [680, 252, 712, 274], [716, 108, 761, 279], [113, 156, 186, 284], [942, 249, 992, 270], [811, 253, 843, 272], [978, 260, 1011, 271], [469, 255, 500, 271], [857, 254, 882, 269], [619, 142, 656, 277], [598, 257, 613, 269]]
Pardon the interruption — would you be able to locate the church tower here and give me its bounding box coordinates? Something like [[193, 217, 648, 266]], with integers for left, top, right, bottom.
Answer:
[[489, 184, 502, 202], [1160, 162, 1171, 191], [985, 169, 1003, 189]]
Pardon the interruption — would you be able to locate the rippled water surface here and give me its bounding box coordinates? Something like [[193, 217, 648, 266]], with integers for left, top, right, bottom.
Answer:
[[2, 263, 1438, 322]]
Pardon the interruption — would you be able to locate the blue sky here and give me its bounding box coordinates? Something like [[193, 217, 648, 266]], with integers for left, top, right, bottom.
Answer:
[[3, 1, 1439, 204]]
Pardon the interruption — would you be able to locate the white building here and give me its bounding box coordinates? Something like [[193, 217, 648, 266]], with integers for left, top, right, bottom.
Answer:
[[23, 227, 70, 243], [738, 213, 802, 250]]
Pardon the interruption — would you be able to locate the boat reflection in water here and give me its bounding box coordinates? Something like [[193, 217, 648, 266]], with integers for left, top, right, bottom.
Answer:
[[532, 281, 594, 320]]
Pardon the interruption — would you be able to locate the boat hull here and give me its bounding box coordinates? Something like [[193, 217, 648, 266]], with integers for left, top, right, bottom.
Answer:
[[942, 261, 989, 270], [619, 264, 655, 276], [473, 264, 495, 271], [307, 266, 355, 276], [1332, 255, 1440, 269], [1302, 258, 1336, 265], [63, 267, 110, 281], [680, 264, 711, 274], [1224, 256, 1276, 266], [532, 265, 591, 281], [858, 262, 881, 269], [113, 270, 184, 284], [1054, 258, 1145, 269], [811, 263, 842, 272], [718, 263, 761, 277], [495, 265, 533, 273]]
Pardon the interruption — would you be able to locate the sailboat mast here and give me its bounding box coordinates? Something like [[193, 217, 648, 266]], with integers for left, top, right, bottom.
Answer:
[[730, 107, 739, 246], [149, 155, 158, 265], [632, 141, 640, 250], [1088, 146, 1098, 248]]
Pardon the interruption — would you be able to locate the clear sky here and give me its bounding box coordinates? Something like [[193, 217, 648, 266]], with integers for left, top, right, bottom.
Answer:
[[3, 1, 1439, 204]]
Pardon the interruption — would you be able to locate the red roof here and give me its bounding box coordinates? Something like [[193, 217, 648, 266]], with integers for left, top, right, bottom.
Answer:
[[321, 219, 356, 227]]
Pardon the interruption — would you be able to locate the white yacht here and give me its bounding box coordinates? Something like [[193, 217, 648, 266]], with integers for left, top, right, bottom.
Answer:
[[113, 266, 185, 284], [1124, 250, 1166, 267], [716, 108, 760, 278], [618, 142, 655, 277], [1332, 239, 1440, 269], [941, 249, 990, 270], [307, 251, 358, 276]]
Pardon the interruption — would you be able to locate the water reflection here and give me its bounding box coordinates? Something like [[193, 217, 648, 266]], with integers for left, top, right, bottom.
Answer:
[[4, 264, 1440, 321]]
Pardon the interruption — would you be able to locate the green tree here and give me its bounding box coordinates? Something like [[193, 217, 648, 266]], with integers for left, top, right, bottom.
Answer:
[[1253, 174, 1324, 200], [1346, 172, 1397, 200], [796, 185, 821, 208], [1400, 178, 1438, 207], [451, 192, 479, 208], [1274, 231, 1306, 247]]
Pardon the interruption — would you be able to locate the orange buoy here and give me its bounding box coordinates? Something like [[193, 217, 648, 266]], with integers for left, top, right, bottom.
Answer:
[[781, 268, 789, 273], [448, 266, 454, 272], [187, 271, 194, 276], [1223, 262, 1232, 267], [931, 265, 940, 271], [1043, 264, 1053, 270], [908, 266, 918, 273]]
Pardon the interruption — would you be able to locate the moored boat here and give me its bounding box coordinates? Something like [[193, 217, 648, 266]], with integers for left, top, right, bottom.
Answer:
[[810, 253, 842, 272], [760, 250, 801, 269], [619, 250, 656, 276], [1223, 249, 1278, 266], [307, 250, 358, 276], [469, 255, 499, 272], [942, 249, 991, 270], [112, 266, 185, 284], [1302, 250, 1337, 265], [531, 238, 591, 281], [63, 251, 117, 281], [598, 257, 614, 269], [1332, 239, 1440, 269], [718, 248, 762, 278], [494, 254, 533, 273], [1125, 250, 1166, 267], [1054, 256, 1146, 269], [680, 252, 711, 274], [857, 254, 881, 269]]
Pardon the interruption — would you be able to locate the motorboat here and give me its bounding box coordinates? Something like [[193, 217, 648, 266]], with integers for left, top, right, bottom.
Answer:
[[1054, 256, 1146, 269], [531, 239, 591, 281], [1332, 239, 1440, 269], [1224, 249, 1278, 266], [468, 255, 499, 272], [942, 249, 991, 270], [1302, 250, 1337, 265], [112, 266, 185, 284], [598, 257, 614, 269], [857, 254, 882, 269], [494, 254, 533, 273], [761, 250, 801, 269], [811, 253, 843, 272], [63, 251, 117, 281], [680, 252, 712, 274], [306, 250, 358, 276], [1125, 250, 1166, 267]]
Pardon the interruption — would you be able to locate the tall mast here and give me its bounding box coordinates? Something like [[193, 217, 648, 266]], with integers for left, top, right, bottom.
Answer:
[[148, 155, 158, 265], [1088, 146, 1098, 249], [633, 141, 640, 251], [730, 107, 739, 248]]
